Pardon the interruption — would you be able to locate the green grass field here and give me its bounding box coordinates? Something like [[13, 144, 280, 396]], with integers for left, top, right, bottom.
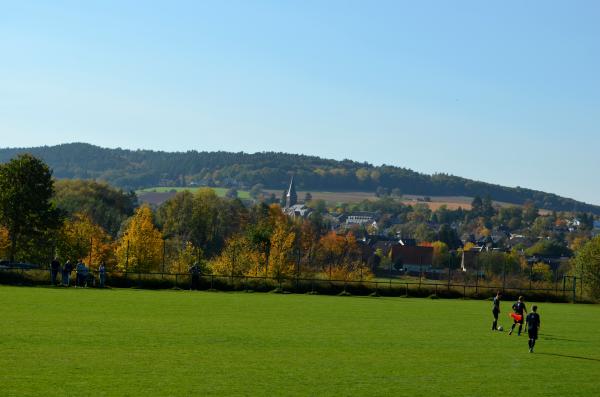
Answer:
[[1, 286, 599, 396]]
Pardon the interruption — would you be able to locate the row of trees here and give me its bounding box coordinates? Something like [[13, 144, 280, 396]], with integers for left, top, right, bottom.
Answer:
[[0, 155, 370, 282], [1, 154, 599, 298]]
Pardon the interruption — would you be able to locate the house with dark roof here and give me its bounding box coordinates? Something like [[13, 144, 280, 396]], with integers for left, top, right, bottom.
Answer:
[[391, 245, 434, 275]]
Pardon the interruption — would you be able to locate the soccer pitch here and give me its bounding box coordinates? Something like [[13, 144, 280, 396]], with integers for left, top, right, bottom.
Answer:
[[1, 287, 599, 396]]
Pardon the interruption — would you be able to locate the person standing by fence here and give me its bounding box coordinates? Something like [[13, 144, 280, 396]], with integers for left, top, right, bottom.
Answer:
[[76, 260, 87, 287], [62, 260, 73, 286], [189, 262, 201, 290], [50, 257, 60, 286], [98, 262, 106, 288]]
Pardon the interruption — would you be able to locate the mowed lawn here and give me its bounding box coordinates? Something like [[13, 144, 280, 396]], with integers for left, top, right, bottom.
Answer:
[[1, 287, 599, 396]]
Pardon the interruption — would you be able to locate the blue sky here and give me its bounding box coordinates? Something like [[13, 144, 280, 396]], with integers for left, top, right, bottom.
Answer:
[[1, 1, 599, 204]]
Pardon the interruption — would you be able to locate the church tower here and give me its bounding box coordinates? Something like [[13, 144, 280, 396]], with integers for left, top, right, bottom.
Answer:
[[285, 176, 298, 208]]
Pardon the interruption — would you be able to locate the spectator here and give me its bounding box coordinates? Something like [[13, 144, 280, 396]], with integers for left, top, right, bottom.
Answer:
[[50, 257, 60, 286], [76, 260, 88, 288], [98, 262, 106, 288], [189, 262, 201, 290], [62, 260, 73, 287]]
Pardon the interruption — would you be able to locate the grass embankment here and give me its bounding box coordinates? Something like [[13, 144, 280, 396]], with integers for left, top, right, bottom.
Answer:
[[1, 287, 598, 396]]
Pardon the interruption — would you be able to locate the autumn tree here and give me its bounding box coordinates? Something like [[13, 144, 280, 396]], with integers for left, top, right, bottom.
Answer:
[[268, 217, 296, 281], [0, 226, 10, 259], [211, 235, 253, 277], [317, 231, 368, 280], [116, 205, 163, 272], [431, 241, 450, 268], [56, 213, 114, 268], [531, 262, 553, 282], [170, 241, 203, 274]]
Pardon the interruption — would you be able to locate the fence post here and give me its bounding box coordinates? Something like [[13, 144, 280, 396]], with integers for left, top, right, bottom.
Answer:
[[89, 237, 93, 269], [125, 240, 129, 275], [162, 239, 166, 278]]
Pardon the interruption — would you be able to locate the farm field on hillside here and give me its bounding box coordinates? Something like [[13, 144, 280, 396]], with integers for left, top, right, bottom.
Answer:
[[1, 286, 599, 396], [137, 186, 251, 198], [137, 186, 515, 210]]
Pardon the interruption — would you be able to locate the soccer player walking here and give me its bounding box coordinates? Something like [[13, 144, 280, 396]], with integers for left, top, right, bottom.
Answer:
[[526, 305, 541, 353], [509, 296, 527, 336], [492, 291, 501, 331]]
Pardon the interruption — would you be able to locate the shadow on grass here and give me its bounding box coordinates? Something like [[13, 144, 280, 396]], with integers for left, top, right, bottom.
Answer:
[[537, 352, 600, 362], [541, 334, 581, 342]]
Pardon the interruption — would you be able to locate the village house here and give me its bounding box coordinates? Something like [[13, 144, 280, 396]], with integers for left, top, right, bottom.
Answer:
[[345, 211, 379, 227], [390, 244, 434, 275]]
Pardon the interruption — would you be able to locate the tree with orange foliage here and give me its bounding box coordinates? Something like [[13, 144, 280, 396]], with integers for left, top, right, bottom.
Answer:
[[317, 231, 371, 281], [0, 226, 10, 259], [116, 205, 163, 272], [56, 213, 114, 269]]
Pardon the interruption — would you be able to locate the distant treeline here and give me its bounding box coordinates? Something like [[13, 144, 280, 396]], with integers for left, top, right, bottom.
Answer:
[[0, 142, 598, 214]]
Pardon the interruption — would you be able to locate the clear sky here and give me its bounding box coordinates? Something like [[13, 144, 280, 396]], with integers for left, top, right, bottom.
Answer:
[[1, 1, 599, 205]]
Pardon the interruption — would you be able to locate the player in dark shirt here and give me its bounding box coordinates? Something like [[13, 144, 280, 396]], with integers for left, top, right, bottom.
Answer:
[[526, 305, 541, 353], [491, 291, 501, 331], [509, 296, 527, 336]]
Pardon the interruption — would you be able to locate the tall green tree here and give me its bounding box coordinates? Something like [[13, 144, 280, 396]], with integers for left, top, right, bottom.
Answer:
[[0, 154, 61, 262], [573, 235, 600, 299], [53, 179, 136, 236]]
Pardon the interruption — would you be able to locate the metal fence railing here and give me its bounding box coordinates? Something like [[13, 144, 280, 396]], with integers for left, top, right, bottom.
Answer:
[[0, 266, 581, 302]]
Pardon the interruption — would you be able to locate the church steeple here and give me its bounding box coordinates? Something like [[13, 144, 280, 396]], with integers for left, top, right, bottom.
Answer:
[[285, 176, 297, 208]]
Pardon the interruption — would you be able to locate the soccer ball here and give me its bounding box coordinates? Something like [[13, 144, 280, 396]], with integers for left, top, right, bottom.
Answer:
[[497, 326, 504, 332]]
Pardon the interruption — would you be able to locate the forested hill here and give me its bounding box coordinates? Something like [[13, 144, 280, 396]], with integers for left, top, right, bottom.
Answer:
[[0, 142, 598, 214]]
